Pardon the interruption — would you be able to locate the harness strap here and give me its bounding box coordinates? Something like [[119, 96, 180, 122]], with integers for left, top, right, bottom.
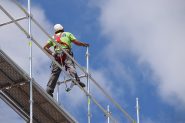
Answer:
[[54, 33, 70, 48], [54, 49, 72, 65]]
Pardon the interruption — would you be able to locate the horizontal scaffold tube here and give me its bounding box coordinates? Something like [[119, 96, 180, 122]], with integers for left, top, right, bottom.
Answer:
[[0, 16, 27, 27]]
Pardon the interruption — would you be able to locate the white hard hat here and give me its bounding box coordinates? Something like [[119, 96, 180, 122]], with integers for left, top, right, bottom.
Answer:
[[54, 24, 64, 32]]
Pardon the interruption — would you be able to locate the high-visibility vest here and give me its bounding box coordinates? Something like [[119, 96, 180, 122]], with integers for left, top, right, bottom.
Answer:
[[54, 33, 70, 49]]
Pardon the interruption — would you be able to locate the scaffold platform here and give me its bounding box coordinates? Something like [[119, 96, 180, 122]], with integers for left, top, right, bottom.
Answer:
[[0, 49, 77, 123]]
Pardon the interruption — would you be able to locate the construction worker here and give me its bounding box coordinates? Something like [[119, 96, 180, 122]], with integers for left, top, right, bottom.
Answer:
[[44, 24, 89, 97]]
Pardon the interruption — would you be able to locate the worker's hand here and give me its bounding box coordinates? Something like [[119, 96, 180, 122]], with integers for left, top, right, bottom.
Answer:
[[83, 43, 89, 47]]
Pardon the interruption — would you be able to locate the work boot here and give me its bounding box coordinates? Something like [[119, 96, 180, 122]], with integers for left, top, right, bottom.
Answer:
[[73, 81, 86, 88], [48, 92, 53, 97], [78, 81, 86, 88], [74, 74, 86, 88], [46, 89, 53, 97]]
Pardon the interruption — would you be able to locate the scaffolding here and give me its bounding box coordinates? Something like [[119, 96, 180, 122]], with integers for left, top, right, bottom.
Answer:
[[0, 0, 139, 123], [0, 49, 77, 123]]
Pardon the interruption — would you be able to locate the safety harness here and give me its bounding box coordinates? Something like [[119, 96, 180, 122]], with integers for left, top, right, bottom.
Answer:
[[54, 33, 70, 48], [53, 33, 75, 92], [53, 33, 72, 64]]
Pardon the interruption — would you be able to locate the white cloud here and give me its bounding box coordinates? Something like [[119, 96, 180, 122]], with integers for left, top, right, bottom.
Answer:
[[90, 69, 114, 101], [93, 0, 185, 108], [0, 99, 25, 123]]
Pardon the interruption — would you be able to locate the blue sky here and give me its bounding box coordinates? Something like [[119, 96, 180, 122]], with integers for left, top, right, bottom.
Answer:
[[1, 0, 185, 123]]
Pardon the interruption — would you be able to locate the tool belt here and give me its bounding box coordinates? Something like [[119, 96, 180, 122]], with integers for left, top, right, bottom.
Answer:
[[54, 49, 73, 64]]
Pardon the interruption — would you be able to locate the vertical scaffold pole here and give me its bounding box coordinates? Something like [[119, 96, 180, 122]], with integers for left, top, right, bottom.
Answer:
[[86, 47, 91, 123], [28, 0, 33, 123], [57, 82, 60, 104], [107, 105, 110, 123], [136, 97, 140, 123]]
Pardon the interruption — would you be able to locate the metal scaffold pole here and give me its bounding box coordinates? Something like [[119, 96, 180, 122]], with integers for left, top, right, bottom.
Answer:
[[86, 47, 91, 123], [28, 0, 33, 123], [136, 98, 140, 123], [57, 82, 60, 104], [107, 105, 110, 123]]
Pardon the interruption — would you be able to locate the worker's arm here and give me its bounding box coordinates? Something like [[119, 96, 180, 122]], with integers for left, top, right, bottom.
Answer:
[[43, 43, 54, 56], [72, 39, 89, 47]]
